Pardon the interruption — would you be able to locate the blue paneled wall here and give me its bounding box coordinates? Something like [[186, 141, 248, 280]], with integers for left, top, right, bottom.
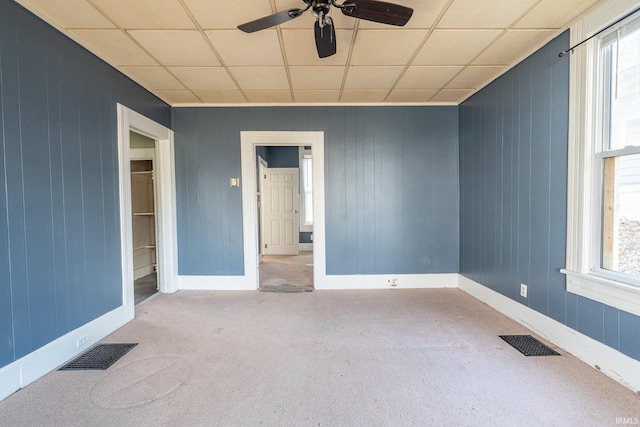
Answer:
[[173, 106, 460, 276], [459, 31, 640, 362], [0, 0, 170, 369]]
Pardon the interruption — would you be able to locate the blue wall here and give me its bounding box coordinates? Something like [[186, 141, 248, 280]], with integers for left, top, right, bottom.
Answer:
[[459, 31, 640, 362], [267, 146, 299, 168], [0, 0, 171, 369], [173, 106, 460, 276]]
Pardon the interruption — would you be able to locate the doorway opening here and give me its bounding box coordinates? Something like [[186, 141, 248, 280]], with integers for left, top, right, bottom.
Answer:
[[257, 146, 314, 291], [240, 131, 326, 290], [130, 132, 158, 304], [117, 104, 178, 321]]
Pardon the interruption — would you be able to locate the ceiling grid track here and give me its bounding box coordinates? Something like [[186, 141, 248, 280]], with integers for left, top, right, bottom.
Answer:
[[383, 0, 456, 102], [338, 19, 360, 102], [178, 0, 250, 103], [15, 0, 600, 106], [83, 0, 200, 105], [428, 0, 546, 103], [270, 0, 297, 103]]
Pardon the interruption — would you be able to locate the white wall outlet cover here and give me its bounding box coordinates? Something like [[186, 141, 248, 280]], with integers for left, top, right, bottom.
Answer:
[[520, 284, 528, 298]]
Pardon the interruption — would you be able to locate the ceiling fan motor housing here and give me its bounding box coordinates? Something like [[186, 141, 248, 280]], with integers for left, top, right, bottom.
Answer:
[[312, 0, 331, 16]]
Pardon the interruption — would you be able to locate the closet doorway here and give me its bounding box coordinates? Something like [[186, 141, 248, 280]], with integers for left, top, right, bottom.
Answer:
[[130, 132, 158, 304]]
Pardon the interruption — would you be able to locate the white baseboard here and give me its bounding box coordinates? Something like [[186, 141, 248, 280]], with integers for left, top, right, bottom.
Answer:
[[178, 275, 251, 291], [458, 275, 640, 393], [134, 265, 154, 281], [0, 305, 131, 401], [299, 243, 313, 252], [320, 273, 459, 290]]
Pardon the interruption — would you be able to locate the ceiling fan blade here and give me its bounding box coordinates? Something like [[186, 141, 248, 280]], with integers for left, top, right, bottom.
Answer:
[[314, 19, 337, 58], [238, 8, 304, 33], [341, 0, 413, 26]]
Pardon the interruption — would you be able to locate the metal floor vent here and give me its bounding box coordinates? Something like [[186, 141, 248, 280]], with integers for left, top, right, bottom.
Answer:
[[59, 343, 138, 370], [499, 335, 560, 357]]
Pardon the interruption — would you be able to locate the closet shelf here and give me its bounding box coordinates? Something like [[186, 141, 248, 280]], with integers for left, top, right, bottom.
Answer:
[[134, 245, 156, 251]]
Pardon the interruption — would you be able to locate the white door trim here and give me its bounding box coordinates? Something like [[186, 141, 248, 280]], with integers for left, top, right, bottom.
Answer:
[[117, 104, 178, 320], [240, 131, 326, 290]]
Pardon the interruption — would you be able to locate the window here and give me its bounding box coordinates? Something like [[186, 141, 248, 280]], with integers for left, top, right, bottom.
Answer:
[[564, 1, 640, 317], [299, 148, 313, 230], [599, 22, 640, 279]]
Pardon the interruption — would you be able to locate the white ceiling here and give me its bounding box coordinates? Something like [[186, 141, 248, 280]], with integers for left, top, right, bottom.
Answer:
[[16, 0, 601, 106]]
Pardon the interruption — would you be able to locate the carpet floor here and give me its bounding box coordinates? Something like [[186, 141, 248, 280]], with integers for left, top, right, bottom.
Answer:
[[259, 253, 313, 291], [0, 289, 638, 426]]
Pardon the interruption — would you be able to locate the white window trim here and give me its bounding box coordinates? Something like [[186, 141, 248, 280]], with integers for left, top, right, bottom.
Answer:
[[564, 0, 640, 317]]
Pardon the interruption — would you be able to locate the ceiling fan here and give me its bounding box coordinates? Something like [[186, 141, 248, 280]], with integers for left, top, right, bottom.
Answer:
[[238, 0, 413, 58]]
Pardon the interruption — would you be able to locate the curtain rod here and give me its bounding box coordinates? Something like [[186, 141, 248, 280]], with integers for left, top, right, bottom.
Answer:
[[559, 5, 640, 57]]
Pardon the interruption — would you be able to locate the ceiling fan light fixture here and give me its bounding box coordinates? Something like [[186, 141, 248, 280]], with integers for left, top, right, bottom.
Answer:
[[237, 0, 413, 57]]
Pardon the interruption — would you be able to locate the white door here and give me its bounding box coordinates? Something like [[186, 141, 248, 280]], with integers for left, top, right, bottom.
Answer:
[[263, 168, 299, 255]]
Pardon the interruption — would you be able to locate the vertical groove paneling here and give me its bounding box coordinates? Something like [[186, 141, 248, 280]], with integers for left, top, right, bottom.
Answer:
[[1, 3, 31, 360], [0, 10, 15, 366], [172, 106, 459, 276], [0, 0, 170, 369], [459, 30, 640, 363], [45, 30, 70, 337], [16, 10, 57, 350]]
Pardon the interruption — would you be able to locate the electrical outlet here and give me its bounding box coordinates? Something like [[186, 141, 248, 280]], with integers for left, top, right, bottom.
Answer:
[[77, 334, 89, 348], [520, 283, 528, 298]]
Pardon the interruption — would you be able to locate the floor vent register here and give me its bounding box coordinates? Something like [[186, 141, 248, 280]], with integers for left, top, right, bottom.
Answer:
[[59, 343, 138, 370], [499, 335, 560, 357]]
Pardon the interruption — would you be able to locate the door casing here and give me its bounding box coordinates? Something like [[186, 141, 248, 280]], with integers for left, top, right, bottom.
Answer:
[[117, 104, 178, 320], [240, 131, 326, 290]]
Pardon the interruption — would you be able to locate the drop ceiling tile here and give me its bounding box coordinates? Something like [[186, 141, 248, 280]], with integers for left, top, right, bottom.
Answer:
[[17, 0, 115, 29], [168, 67, 238, 91], [359, 0, 450, 29], [155, 90, 201, 104], [294, 91, 341, 103], [119, 67, 185, 90], [412, 30, 501, 66], [245, 91, 293, 103], [473, 30, 557, 65], [230, 67, 290, 90], [183, 0, 273, 29], [438, 0, 538, 29], [445, 66, 507, 89], [90, 0, 195, 29], [282, 29, 353, 66], [396, 66, 464, 89], [350, 30, 426, 65], [194, 91, 248, 103], [275, 0, 354, 29], [289, 66, 346, 90], [206, 30, 284, 66], [514, 0, 600, 29], [430, 89, 475, 103], [341, 91, 389, 102], [387, 90, 439, 102], [344, 66, 404, 90], [129, 31, 221, 66], [70, 30, 158, 66]]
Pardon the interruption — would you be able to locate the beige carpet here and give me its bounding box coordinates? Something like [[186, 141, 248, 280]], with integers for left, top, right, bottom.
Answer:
[[1, 289, 638, 426], [259, 253, 313, 290]]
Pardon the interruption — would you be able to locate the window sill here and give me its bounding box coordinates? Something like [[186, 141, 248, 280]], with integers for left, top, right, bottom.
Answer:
[[562, 269, 640, 317]]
